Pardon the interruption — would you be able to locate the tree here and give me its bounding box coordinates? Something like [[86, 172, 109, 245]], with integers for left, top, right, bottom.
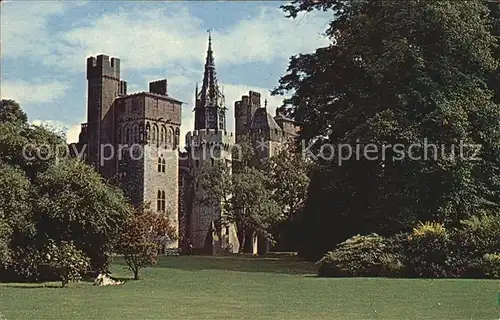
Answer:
[[117, 205, 177, 280], [0, 163, 34, 268], [273, 0, 500, 259], [231, 167, 282, 251], [232, 134, 255, 171], [261, 145, 312, 250], [262, 144, 311, 220], [34, 158, 133, 271], [0, 100, 28, 124], [196, 162, 281, 252]]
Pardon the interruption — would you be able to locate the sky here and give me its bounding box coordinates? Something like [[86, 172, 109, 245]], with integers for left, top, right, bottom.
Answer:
[[0, 0, 331, 147]]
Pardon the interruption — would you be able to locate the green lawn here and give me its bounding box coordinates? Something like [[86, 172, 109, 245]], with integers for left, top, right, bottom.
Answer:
[[1, 255, 498, 319]]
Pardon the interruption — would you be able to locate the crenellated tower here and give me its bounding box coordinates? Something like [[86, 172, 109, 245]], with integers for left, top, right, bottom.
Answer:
[[86, 54, 127, 177]]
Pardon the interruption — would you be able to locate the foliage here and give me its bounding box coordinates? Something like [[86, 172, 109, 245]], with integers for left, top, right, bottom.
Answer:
[[43, 241, 90, 287], [262, 144, 312, 220], [2, 246, 45, 282], [275, 0, 500, 260], [195, 161, 281, 252], [231, 166, 282, 249], [480, 253, 500, 279], [379, 253, 405, 277], [458, 213, 500, 255], [316, 233, 389, 277], [406, 222, 450, 278], [116, 205, 177, 280], [0, 100, 28, 124], [34, 158, 133, 272], [232, 134, 255, 170]]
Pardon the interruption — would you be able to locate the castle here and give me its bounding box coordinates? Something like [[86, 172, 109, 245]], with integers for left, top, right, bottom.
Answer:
[[73, 34, 298, 254]]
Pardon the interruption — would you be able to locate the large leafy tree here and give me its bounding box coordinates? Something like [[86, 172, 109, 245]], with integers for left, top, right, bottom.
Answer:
[[34, 158, 133, 271], [196, 161, 281, 252], [261, 145, 312, 250], [0, 163, 33, 265], [273, 0, 500, 259]]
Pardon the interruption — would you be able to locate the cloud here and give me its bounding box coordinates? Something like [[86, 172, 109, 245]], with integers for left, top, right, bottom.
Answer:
[[2, 3, 330, 73], [0, 1, 85, 59], [1, 80, 69, 104]]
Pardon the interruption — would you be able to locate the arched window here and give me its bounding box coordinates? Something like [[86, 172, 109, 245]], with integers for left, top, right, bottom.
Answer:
[[117, 127, 122, 145], [132, 124, 139, 144], [124, 126, 130, 144], [146, 122, 151, 141], [152, 124, 158, 143], [139, 123, 144, 143], [174, 127, 180, 149], [157, 156, 166, 173], [167, 127, 174, 147], [160, 126, 166, 147], [157, 190, 166, 213]]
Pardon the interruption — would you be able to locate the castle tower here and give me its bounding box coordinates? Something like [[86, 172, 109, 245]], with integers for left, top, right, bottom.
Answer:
[[234, 91, 261, 143], [86, 54, 127, 177], [194, 32, 226, 131], [184, 32, 239, 254]]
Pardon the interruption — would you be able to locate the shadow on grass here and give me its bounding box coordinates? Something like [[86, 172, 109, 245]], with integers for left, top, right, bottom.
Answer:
[[2, 284, 64, 289], [114, 255, 318, 275]]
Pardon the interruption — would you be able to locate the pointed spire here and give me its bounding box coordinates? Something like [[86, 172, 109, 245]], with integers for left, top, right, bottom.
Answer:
[[195, 30, 226, 131], [206, 29, 214, 67], [264, 98, 268, 109]]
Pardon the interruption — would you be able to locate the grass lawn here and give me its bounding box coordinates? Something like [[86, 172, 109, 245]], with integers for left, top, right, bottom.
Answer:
[[1, 255, 498, 319]]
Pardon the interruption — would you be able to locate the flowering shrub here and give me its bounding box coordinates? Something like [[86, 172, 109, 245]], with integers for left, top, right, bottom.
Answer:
[[406, 222, 450, 277]]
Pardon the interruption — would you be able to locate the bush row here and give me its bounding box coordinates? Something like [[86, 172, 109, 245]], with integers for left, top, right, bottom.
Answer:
[[317, 214, 500, 278]]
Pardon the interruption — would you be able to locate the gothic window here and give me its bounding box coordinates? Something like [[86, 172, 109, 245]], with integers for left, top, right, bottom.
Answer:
[[139, 123, 144, 143], [152, 124, 158, 143], [157, 190, 166, 213], [146, 122, 151, 141], [157, 156, 166, 173], [132, 124, 139, 144], [124, 126, 130, 144], [211, 158, 214, 166], [117, 127, 122, 145], [160, 125, 166, 147], [174, 128, 180, 149], [167, 127, 174, 148]]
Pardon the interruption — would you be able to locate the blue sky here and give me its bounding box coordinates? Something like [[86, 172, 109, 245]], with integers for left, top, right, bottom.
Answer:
[[1, 0, 331, 145]]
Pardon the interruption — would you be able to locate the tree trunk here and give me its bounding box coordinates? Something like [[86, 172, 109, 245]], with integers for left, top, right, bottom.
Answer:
[[133, 269, 139, 280], [238, 229, 246, 254]]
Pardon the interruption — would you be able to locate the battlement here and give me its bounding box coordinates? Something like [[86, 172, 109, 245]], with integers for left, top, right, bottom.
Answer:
[[185, 129, 234, 146], [87, 54, 120, 80]]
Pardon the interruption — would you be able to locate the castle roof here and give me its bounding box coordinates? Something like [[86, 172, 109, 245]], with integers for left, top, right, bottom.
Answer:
[[250, 107, 282, 131], [116, 91, 184, 104]]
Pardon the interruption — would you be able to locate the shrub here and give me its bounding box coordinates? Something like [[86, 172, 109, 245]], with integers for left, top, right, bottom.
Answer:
[[316, 233, 388, 277], [481, 253, 500, 279], [458, 214, 500, 256], [1, 246, 46, 282], [406, 222, 450, 278], [379, 253, 405, 277], [44, 241, 90, 287]]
